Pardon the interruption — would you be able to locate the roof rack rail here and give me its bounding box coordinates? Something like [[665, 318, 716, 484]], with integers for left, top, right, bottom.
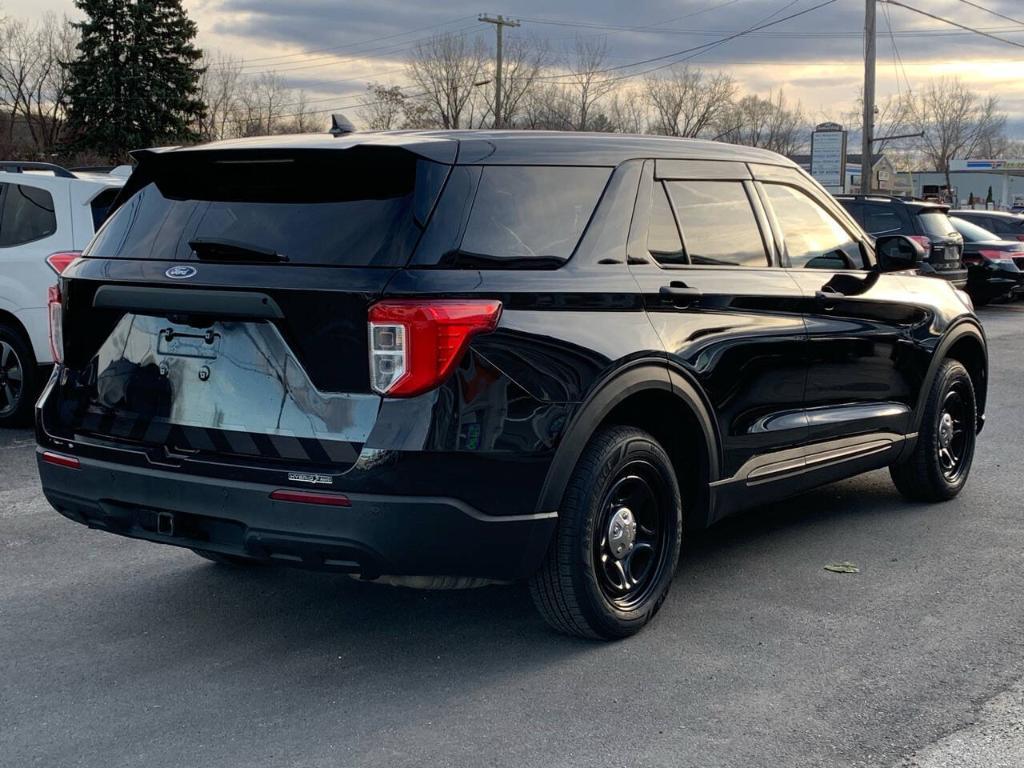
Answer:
[[0, 161, 76, 179], [833, 192, 924, 202], [68, 165, 115, 174]]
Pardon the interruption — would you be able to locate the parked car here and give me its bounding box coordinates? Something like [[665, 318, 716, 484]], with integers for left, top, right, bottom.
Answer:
[[948, 216, 1024, 305], [0, 162, 124, 426], [835, 194, 967, 287], [950, 209, 1024, 243], [36, 132, 987, 639]]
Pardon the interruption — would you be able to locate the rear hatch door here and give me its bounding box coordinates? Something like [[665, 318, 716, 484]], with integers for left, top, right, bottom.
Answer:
[[45, 143, 453, 474]]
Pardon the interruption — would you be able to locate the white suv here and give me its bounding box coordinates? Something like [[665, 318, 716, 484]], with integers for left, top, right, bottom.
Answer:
[[0, 162, 125, 426]]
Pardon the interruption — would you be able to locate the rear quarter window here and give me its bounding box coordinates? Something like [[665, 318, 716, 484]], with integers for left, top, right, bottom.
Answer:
[[916, 211, 957, 239], [0, 183, 57, 246], [456, 166, 611, 267]]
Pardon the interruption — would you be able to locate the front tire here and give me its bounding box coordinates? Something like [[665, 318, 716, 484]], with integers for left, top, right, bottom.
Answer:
[[529, 425, 682, 640], [890, 359, 977, 501], [0, 324, 36, 428]]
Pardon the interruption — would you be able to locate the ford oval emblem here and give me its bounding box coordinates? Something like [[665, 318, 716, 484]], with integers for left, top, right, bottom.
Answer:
[[165, 265, 198, 280]]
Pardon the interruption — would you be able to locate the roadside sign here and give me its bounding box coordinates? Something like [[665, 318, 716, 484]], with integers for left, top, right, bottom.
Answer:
[[811, 123, 847, 193]]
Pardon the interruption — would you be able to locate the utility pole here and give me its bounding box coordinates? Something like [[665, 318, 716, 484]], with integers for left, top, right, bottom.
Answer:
[[479, 14, 520, 129], [861, 0, 876, 194]]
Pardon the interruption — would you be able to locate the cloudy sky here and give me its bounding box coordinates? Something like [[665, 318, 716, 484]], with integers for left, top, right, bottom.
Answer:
[[7, 0, 1024, 137]]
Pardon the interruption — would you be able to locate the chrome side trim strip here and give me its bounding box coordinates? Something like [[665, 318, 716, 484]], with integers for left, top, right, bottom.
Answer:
[[711, 432, 907, 488]]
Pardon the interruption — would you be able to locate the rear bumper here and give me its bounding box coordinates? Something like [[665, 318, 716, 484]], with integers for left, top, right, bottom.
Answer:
[[37, 450, 556, 581]]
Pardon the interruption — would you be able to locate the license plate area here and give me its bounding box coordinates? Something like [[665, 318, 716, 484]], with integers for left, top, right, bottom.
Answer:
[[156, 327, 220, 359]]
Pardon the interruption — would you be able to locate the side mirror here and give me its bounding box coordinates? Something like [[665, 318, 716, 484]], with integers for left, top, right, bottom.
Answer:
[[875, 234, 926, 272]]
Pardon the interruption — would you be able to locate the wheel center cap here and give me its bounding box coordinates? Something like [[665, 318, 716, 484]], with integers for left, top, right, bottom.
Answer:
[[939, 412, 954, 448], [608, 507, 637, 560]]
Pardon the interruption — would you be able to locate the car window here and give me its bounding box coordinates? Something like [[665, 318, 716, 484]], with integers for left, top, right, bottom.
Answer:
[[459, 166, 611, 266], [949, 216, 998, 243], [664, 180, 768, 267], [647, 182, 685, 265], [863, 205, 903, 235], [916, 211, 957, 239], [88, 151, 447, 267], [0, 183, 57, 247], [763, 184, 864, 269]]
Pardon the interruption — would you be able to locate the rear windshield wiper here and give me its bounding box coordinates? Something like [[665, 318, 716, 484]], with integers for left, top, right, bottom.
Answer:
[[188, 238, 289, 263]]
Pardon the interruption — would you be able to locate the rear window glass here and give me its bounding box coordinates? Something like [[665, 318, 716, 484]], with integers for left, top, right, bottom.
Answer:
[[666, 180, 768, 267], [458, 166, 610, 266], [0, 183, 57, 247], [86, 149, 448, 267], [916, 210, 957, 238], [950, 216, 998, 243], [863, 206, 904, 235]]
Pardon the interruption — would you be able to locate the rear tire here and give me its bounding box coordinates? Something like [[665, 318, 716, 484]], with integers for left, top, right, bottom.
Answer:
[[890, 359, 976, 502], [0, 324, 37, 429], [529, 425, 682, 640], [192, 549, 264, 567]]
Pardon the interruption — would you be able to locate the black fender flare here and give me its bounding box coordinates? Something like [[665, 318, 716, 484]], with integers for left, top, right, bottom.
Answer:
[[910, 317, 987, 434], [535, 360, 720, 514]]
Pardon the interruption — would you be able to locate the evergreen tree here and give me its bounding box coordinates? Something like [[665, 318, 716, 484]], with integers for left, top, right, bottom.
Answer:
[[64, 0, 206, 160]]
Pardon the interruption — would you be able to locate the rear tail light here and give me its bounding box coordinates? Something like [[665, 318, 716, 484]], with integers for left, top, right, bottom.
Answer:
[[978, 249, 1014, 263], [46, 251, 80, 275], [908, 236, 932, 251], [47, 285, 63, 364], [1015, 234, 1024, 242], [368, 299, 502, 397]]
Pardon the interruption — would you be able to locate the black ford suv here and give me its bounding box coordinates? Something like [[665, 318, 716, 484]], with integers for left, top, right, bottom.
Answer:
[[835, 194, 967, 287], [36, 132, 987, 639]]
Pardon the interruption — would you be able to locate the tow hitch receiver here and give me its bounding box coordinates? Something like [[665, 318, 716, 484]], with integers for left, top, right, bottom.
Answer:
[[156, 512, 175, 537]]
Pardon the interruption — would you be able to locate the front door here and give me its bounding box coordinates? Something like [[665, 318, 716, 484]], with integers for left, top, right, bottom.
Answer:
[[753, 170, 924, 446]]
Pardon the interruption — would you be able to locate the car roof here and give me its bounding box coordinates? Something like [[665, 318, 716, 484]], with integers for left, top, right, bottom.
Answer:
[[951, 209, 1024, 219], [835, 194, 948, 212], [162, 129, 800, 168]]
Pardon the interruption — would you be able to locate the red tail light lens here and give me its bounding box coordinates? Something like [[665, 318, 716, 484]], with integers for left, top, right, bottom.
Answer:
[[270, 489, 351, 507], [1015, 234, 1024, 242], [46, 251, 80, 275], [368, 299, 502, 397], [978, 249, 1013, 262], [47, 285, 63, 364], [41, 451, 80, 470], [908, 235, 932, 251]]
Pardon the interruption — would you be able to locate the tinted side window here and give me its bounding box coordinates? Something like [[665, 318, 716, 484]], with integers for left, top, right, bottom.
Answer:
[[862, 204, 904, 235], [459, 166, 611, 266], [648, 182, 685, 264], [0, 183, 57, 247], [917, 211, 957, 239], [763, 184, 864, 269], [665, 180, 768, 267], [89, 188, 121, 232]]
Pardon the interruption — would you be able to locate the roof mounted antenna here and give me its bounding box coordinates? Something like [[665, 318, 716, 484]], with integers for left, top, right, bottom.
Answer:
[[330, 113, 356, 137]]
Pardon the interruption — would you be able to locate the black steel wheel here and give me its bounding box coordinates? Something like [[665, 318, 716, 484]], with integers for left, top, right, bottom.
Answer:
[[891, 359, 977, 501], [0, 324, 36, 428], [530, 425, 682, 640]]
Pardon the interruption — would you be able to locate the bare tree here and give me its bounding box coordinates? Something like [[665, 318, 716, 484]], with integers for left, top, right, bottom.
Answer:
[[717, 90, 806, 155], [0, 13, 78, 155], [608, 88, 648, 134], [518, 83, 573, 130], [406, 32, 487, 129], [196, 51, 242, 141], [562, 36, 617, 131], [912, 77, 1006, 192], [357, 83, 407, 131], [235, 72, 290, 136], [644, 68, 735, 138], [477, 35, 549, 128]]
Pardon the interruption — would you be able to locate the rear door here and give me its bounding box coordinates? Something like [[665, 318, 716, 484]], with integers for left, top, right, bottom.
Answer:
[[626, 159, 808, 487], [753, 167, 923, 445], [44, 144, 453, 477]]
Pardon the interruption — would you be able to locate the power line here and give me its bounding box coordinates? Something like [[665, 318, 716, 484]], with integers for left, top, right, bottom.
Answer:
[[881, 0, 1024, 49], [953, 0, 1024, 28], [536, 0, 839, 85]]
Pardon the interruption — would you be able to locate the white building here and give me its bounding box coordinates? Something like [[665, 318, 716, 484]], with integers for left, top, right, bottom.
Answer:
[[910, 161, 1024, 209]]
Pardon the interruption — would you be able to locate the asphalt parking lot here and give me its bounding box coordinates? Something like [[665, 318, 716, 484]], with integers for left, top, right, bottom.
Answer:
[[3, 306, 1024, 768]]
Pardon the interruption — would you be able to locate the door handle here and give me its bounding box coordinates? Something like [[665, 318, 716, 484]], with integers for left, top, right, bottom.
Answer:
[[660, 281, 702, 306]]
